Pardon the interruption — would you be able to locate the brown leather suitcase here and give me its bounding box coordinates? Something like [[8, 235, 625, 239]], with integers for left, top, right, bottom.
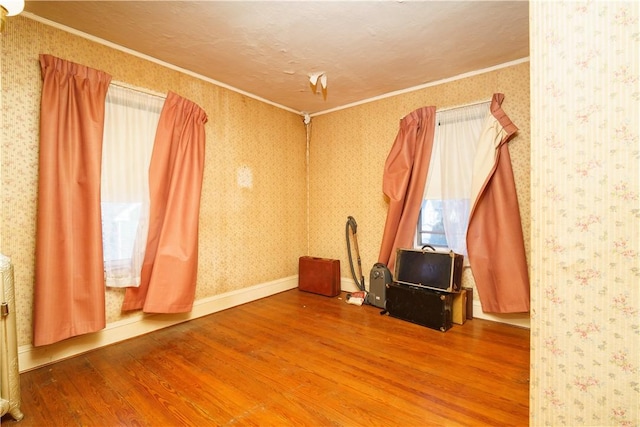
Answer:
[[298, 256, 341, 297], [463, 286, 473, 319]]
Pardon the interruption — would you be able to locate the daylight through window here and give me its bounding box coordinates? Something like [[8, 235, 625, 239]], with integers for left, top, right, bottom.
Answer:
[[417, 102, 490, 255], [101, 84, 164, 287]]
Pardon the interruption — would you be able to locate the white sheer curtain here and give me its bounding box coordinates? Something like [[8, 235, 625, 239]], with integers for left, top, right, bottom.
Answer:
[[423, 101, 490, 255], [101, 84, 164, 287]]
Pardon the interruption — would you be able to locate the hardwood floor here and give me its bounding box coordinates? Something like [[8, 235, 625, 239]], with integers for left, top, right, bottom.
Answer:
[[2, 289, 530, 426]]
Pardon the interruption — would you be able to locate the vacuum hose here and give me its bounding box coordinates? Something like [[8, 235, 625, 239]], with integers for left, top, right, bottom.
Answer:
[[346, 216, 365, 292]]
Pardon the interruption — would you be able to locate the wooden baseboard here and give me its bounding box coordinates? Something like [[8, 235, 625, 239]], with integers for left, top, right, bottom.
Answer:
[[341, 277, 530, 329], [19, 275, 529, 372], [18, 276, 298, 372], [471, 300, 530, 328]]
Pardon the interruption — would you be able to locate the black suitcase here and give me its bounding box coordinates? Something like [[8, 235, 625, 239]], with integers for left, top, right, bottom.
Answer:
[[394, 246, 463, 293], [386, 282, 453, 332]]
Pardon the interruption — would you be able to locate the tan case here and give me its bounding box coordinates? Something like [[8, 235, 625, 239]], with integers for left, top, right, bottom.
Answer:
[[453, 289, 467, 325]]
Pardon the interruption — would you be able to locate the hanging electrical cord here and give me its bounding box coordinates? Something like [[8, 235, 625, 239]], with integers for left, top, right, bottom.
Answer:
[[303, 113, 311, 255], [345, 216, 365, 292]]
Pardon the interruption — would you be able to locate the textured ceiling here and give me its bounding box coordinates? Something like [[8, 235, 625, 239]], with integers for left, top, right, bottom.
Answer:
[[23, 1, 530, 115]]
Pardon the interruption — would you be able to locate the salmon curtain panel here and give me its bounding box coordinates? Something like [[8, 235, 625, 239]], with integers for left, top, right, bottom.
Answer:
[[33, 55, 112, 346], [378, 107, 436, 273], [379, 94, 529, 313], [466, 94, 530, 313], [122, 92, 208, 313]]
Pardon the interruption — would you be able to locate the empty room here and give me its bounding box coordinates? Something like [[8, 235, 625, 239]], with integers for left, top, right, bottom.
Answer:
[[0, 1, 638, 426]]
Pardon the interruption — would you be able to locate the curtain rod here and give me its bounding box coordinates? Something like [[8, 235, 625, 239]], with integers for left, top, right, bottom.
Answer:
[[400, 98, 492, 119], [436, 98, 491, 113], [109, 80, 167, 100]]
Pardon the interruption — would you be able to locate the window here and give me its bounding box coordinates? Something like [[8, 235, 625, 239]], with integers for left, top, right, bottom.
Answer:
[[102, 202, 142, 269], [101, 84, 164, 287], [417, 199, 447, 247], [416, 102, 490, 255]]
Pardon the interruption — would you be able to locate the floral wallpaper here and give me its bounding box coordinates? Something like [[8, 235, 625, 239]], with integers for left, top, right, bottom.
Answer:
[[530, 1, 639, 425], [0, 16, 307, 346]]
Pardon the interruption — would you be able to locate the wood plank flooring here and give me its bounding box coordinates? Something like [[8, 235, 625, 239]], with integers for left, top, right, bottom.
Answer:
[[2, 289, 530, 426]]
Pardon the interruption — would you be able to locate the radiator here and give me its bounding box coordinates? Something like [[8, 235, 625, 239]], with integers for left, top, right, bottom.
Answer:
[[0, 255, 23, 421]]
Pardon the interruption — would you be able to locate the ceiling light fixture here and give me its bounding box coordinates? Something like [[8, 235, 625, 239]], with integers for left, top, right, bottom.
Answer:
[[0, 0, 24, 33]]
